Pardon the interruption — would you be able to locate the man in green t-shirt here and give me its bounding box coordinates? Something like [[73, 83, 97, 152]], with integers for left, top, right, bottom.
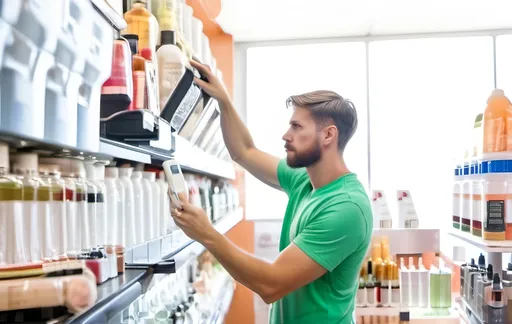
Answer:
[[170, 60, 373, 324]]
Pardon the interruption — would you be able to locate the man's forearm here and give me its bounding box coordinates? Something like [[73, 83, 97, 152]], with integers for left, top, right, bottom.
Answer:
[[203, 229, 277, 300], [218, 100, 255, 162]]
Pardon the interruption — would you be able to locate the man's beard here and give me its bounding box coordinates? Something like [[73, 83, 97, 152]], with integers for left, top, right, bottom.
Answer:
[[286, 143, 322, 168]]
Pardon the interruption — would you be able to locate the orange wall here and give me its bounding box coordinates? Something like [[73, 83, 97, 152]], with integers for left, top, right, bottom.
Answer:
[[186, 1, 256, 324]]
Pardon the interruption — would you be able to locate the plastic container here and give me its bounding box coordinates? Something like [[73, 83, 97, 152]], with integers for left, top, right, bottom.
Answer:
[[157, 30, 186, 110], [452, 167, 461, 230], [124, 34, 146, 111], [430, 262, 452, 308], [100, 38, 134, 118], [157, 171, 170, 236], [154, 0, 178, 32], [105, 167, 123, 246], [38, 164, 67, 257], [473, 162, 487, 237], [0, 142, 24, 265], [143, 172, 160, 240], [141, 172, 155, 242], [131, 170, 145, 245], [119, 167, 136, 248], [76, 3, 114, 152], [84, 162, 108, 246], [461, 165, 471, 233], [182, 4, 193, 47], [483, 160, 512, 240], [124, 0, 159, 55], [11, 153, 41, 262], [483, 89, 512, 154], [201, 33, 211, 66]]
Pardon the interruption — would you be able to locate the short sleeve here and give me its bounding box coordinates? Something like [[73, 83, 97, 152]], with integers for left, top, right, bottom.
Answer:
[[293, 202, 367, 272], [277, 159, 308, 195]]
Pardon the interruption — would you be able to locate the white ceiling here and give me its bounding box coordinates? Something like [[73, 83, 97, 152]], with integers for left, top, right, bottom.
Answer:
[[215, 0, 512, 42]]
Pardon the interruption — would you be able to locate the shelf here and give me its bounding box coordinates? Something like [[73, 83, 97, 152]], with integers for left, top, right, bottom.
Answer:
[[0, 129, 235, 180], [174, 135, 235, 179], [125, 208, 244, 267], [356, 307, 459, 323], [67, 269, 148, 323], [370, 228, 441, 255], [449, 230, 512, 253]]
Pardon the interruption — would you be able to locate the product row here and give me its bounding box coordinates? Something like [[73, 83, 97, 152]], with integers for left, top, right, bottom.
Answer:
[[451, 159, 512, 241], [0, 142, 240, 266], [460, 254, 512, 323], [117, 251, 232, 324], [357, 237, 451, 310], [371, 190, 419, 230]]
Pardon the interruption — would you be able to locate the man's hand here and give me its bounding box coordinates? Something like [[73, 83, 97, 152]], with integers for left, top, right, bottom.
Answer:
[[190, 60, 230, 104], [170, 192, 217, 244]]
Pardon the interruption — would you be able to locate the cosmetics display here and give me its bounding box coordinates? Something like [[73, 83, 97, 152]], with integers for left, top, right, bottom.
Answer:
[[451, 89, 512, 241], [459, 253, 512, 323], [357, 237, 451, 315]]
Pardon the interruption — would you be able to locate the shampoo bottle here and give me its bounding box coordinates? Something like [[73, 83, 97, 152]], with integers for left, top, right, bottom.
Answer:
[[418, 257, 430, 308]]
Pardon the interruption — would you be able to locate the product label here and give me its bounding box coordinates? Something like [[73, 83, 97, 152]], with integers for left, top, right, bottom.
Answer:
[[160, 62, 186, 108], [485, 200, 505, 232], [171, 83, 201, 132]]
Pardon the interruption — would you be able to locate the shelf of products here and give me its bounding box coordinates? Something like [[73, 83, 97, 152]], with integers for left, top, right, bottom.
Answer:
[[449, 230, 512, 253], [356, 307, 459, 323]]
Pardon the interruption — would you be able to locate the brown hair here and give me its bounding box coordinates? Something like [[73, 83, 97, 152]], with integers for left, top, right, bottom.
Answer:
[[286, 90, 358, 152]]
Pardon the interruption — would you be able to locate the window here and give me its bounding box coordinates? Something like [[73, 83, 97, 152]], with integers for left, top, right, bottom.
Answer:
[[369, 36, 494, 231], [245, 42, 368, 220]]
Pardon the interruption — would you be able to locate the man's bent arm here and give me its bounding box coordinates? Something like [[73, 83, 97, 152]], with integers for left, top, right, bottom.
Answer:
[[219, 99, 281, 190], [202, 229, 327, 304]]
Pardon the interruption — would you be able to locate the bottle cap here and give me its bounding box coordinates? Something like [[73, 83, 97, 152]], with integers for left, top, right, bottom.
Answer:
[[470, 258, 476, 266], [123, 34, 139, 54], [161, 30, 177, 46], [491, 89, 505, 98], [493, 273, 502, 288], [12, 153, 38, 173], [84, 162, 96, 180], [0, 142, 9, 171], [367, 260, 372, 275], [478, 253, 485, 267], [159, 171, 166, 180], [95, 163, 106, 181], [488, 264, 494, 280], [39, 157, 85, 178], [143, 171, 156, 182], [131, 170, 143, 179], [105, 167, 119, 179], [118, 167, 133, 178], [141, 47, 152, 61], [39, 164, 60, 175]]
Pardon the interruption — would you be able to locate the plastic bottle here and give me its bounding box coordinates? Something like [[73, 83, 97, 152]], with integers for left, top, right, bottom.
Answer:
[[38, 164, 67, 257], [399, 257, 410, 309], [483, 89, 512, 154], [84, 161, 108, 246], [157, 171, 170, 236], [397, 190, 419, 229], [119, 167, 136, 248], [132, 170, 145, 245], [0, 142, 24, 265], [452, 166, 461, 230], [105, 167, 123, 246], [100, 38, 134, 118], [473, 113, 484, 157], [461, 165, 471, 233], [124, 34, 146, 111], [483, 160, 512, 241], [372, 190, 392, 229], [142, 171, 156, 241], [417, 257, 430, 308], [124, 0, 159, 56], [154, 0, 178, 32], [39, 158, 82, 254], [157, 30, 186, 110], [473, 162, 487, 237]]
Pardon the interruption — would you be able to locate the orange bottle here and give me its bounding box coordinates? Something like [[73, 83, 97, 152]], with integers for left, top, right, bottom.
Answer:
[[124, 0, 159, 54], [124, 35, 146, 110], [483, 89, 512, 153]]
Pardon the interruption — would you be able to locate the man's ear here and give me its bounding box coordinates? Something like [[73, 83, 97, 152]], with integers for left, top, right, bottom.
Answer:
[[322, 125, 337, 147]]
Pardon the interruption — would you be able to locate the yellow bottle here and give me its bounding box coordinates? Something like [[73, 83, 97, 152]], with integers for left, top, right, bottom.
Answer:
[[157, 0, 178, 31], [124, 0, 159, 54]]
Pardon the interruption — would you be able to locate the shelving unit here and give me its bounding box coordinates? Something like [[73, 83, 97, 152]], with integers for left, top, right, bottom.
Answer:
[[448, 230, 512, 271], [66, 209, 243, 323], [356, 307, 459, 323]]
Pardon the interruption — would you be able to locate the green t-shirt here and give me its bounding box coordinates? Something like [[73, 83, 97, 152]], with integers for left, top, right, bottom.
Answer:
[[269, 160, 373, 324]]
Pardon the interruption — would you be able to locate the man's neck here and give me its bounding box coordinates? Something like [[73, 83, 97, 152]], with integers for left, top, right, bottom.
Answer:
[[306, 154, 350, 190]]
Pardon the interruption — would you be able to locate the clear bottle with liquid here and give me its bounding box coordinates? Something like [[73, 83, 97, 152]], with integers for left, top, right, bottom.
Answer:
[[399, 257, 410, 309], [38, 164, 67, 257], [124, 0, 159, 56], [430, 260, 452, 309], [12, 153, 41, 262], [0, 142, 24, 265]]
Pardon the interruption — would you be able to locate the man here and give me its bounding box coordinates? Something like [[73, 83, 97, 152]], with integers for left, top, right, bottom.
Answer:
[[170, 60, 373, 324]]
